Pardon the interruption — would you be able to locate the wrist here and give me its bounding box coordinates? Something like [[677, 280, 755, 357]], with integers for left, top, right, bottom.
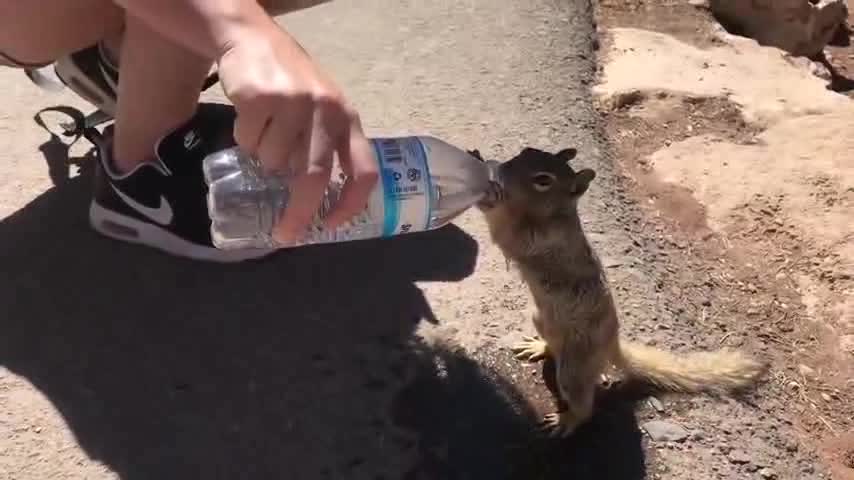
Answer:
[[203, 1, 278, 58]]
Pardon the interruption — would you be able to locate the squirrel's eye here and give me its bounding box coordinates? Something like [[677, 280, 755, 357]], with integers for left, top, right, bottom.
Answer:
[[531, 172, 556, 192]]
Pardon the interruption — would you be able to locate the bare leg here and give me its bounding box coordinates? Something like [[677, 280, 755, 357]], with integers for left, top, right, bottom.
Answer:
[[3, 0, 333, 172], [0, 0, 324, 67], [111, 14, 211, 172], [111, 1, 331, 172], [0, 0, 123, 67]]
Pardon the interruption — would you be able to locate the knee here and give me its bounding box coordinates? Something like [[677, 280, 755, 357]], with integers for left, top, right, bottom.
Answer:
[[0, 51, 50, 69]]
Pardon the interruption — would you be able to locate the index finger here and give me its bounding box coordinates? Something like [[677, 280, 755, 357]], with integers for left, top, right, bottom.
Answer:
[[323, 119, 378, 229]]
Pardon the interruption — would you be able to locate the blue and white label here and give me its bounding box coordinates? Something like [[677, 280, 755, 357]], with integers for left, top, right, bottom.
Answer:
[[371, 137, 433, 237]]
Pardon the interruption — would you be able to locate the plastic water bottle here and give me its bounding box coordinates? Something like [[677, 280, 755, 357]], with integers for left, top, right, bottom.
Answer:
[[203, 136, 500, 250]]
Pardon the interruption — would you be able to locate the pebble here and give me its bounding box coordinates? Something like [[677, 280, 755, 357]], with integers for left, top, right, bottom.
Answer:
[[797, 364, 816, 378], [727, 449, 752, 465], [642, 420, 689, 442], [648, 396, 665, 413], [759, 468, 778, 479]]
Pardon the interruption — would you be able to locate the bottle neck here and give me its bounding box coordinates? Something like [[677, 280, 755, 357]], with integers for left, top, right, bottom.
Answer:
[[483, 160, 504, 187]]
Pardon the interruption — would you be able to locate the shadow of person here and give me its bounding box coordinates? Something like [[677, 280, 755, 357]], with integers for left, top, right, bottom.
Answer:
[[0, 159, 483, 479], [391, 345, 648, 480], [32, 105, 98, 187]]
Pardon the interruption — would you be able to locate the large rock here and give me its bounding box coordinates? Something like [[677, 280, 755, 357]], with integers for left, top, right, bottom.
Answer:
[[709, 0, 849, 57], [594, 28, 851, 127]]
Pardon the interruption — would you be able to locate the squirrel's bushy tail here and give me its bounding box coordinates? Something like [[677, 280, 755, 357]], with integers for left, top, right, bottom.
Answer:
[[616, 340, 768, 395]]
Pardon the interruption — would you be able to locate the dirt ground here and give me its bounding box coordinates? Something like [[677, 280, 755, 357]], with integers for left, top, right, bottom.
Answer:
[[595, 1, 854, 479]]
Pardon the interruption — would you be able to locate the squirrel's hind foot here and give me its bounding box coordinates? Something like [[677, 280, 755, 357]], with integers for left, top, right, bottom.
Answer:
[[539, 412, 580, 438]]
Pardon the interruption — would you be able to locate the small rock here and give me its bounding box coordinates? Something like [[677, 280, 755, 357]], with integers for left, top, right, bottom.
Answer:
[[728, 449, 752, 465], [785, 439, 799, 452], [642, 420, 689, 442], [798, 364, 816, 378], [760, 467, 778, 479], [608, 90, 645, 110], [648, 396, 665, 412]]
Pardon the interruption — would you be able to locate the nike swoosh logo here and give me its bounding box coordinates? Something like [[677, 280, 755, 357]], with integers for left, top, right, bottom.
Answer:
[[110, 183, 174, 226]]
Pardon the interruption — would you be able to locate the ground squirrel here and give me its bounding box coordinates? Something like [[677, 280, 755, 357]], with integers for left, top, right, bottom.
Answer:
[[472, 146, 769, 437]]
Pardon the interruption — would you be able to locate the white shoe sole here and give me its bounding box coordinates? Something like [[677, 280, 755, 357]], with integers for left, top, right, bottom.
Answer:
[[89, 201, 275, 263]]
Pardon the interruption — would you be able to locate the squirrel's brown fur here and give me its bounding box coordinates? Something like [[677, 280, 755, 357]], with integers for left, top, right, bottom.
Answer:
[[473, 147, 768, 437]]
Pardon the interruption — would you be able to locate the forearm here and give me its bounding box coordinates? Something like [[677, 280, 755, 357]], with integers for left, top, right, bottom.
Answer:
[[112, 0, 284, 59]]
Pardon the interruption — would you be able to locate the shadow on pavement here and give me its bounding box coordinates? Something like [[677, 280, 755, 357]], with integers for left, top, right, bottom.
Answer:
[[392, 345, 647, 480], [0, 157, 477, 478], [0, 120, 646, 479]]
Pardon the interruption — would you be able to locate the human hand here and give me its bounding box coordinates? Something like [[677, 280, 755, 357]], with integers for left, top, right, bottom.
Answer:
[[216, 28, 377, 245]]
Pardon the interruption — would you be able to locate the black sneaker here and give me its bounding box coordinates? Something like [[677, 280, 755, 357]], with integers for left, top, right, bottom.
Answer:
[[52, 42, 220, 120], [54, 42, 119, 117], [87, 102, 275, 262]]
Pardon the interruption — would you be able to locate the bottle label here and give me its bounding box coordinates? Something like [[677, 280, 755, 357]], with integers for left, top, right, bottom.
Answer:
[[371, 137, 433, 237]]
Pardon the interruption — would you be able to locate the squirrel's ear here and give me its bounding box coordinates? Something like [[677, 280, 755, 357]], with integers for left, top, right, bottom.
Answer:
[[555, 148, 577, 163], [570, 168, 596, 195], [467, 149, 483, 161]]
